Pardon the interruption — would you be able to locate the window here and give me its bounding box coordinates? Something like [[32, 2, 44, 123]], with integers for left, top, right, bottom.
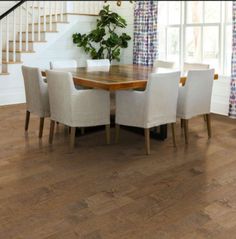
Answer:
[[158, 1, 232, 75]]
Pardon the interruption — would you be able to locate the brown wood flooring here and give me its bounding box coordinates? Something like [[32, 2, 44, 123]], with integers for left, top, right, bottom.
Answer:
[[0, 104, 236, 239]]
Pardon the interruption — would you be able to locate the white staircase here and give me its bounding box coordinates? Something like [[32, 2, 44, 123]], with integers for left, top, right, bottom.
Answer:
[[0, 1, 104, 75]]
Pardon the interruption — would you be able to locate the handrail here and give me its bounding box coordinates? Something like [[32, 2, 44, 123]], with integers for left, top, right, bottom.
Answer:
[[0, 0, 26, 20]]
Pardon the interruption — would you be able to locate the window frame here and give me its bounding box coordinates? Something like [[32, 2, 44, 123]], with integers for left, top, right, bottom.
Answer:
[[158, 1, 232, 76]]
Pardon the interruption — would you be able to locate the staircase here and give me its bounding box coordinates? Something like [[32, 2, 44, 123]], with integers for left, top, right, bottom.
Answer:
[[0, 1, 104, 75]]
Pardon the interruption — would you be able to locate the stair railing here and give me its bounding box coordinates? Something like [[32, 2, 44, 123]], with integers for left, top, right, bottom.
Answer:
[[0, 1, 103, 74]]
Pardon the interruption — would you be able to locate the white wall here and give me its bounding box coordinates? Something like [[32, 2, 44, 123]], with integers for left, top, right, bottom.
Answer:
[[211, 76, 230, 115], [0, 1, 18, 15]]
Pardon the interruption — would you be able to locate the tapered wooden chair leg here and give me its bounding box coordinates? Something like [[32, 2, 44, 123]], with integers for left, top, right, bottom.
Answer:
[[183, 119, 189, 144], [171, 123, 176, 147], [206, 114, 212, 138], [115, 124, 120, 143], [144, 128, 150, 155], [105, 125, 110, 144], [25, 110, 30, 131], [70, 127, 76, 149], [39, 117, 44, 138], [49, 120, 55, 144]]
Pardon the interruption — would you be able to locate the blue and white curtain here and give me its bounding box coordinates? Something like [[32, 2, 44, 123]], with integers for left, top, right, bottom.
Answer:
[[229, 1, 236, 118], [133, 1, 158, 66]]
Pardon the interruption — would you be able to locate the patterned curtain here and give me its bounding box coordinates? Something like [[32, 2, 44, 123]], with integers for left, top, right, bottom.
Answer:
[[229, 1, 236, 118], [133, 1, 158, 66]]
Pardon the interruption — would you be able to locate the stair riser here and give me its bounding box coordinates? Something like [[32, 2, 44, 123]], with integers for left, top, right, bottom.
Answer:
[[8, 42, 34, 52], [2, 52, 21, 62], [28, 23, 57, 31], [18, 32, 46, 41], [1, 64, 8, 73], [40, 15, 67, 23]]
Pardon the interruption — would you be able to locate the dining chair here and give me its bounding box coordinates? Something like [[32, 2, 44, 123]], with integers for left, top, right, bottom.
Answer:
[[154, 60, 175, 69], [182, 62, 210, 126], [22, 66, 50, 138], [49, 60, 77, 69], [177, 69, 215, 144], [183, 62, 209, 71], [115, 71, 181, 155], [86, 59, 115, 114], [86, 59, 110, 68], [46, 70, 110, 149]]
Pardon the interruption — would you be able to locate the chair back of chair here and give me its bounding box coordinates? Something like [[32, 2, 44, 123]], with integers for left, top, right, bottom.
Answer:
[[144, 71, 181, 126], [50, 60, 77, 69], [154, 60, 175, 69], [46, 70, 75, 124], [22, 66, 50, 117], [183, 62, 209, 71], [183, 69, 215, 117], [86, 59, 110, 67]]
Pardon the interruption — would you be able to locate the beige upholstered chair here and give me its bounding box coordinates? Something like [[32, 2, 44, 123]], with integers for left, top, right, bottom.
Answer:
[[46, 70, 110, 149], [183, 62, 209, 71], [86, 59, 115, 115], [115, 71, 181, 155], [22, 66, 50, 138], [87, 59, 110, 68], [50, 60, 77, 69], [177, 69, 215, 144], [182, 62, 210, 127], [50, 59, 84, 92], [154, 60, 175, 69]]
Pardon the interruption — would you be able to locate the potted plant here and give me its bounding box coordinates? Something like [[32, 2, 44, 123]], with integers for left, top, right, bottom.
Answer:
[[72, 5, 131, 62]]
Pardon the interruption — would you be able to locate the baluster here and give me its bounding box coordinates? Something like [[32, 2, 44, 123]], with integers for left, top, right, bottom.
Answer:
[[60, 1, 63, 21], [13, 10, 16, 62], [0, 20, 2, 72], [31, 1, 35, 41], [38, 1, 41, 40], [19, 5, 22, 51], [25, 1, 29, 51], [85, 2, 89, 14], [55, 1, 57, 22], [6, 16, 9, 63], [49, 1, 52, 31], [79, 1, 83, 14], [43, 1, 46, 32]]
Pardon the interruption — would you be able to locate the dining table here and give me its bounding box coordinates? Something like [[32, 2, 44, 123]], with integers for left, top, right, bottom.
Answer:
[[42, 64, 218, 140]]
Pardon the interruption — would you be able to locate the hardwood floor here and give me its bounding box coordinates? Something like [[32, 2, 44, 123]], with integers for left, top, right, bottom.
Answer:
[[0, 103, 236, 239]]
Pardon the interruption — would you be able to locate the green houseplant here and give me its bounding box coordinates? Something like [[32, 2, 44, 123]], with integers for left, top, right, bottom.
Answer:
[[72, 5, 131, 62]]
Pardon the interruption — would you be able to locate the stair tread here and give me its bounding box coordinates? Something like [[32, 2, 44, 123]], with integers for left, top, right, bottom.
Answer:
[[29, 21, 69, 25], [9, 40, 47, 43], [2, 61, 23, 64], [2, 50, 35, 53], [40, 13, 99, 17], [21, 31, 59, 33]]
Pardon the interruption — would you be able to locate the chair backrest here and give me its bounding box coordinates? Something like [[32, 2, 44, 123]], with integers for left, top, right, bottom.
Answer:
[[21, 65, 50, 117], [46, 70, 76, 124], [144, 71, 181, 126], [183, 62, 209, 71], [50, 60, 77, 69], [86, 59, 110, 67], [154, 60, 175, 69], [182, 69, 215, 117]]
